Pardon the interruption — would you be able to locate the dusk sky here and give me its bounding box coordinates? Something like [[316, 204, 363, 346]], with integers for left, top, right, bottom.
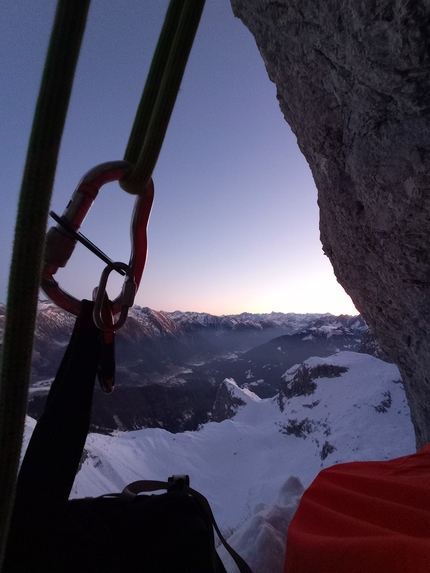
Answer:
[[1, 0, 357, 316]]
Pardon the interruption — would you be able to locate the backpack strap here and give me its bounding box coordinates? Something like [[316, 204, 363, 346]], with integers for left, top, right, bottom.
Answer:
[[119, 479, 255, 573]]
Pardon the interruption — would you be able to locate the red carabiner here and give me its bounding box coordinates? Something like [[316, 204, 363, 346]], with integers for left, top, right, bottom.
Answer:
[[41, 161, 154, 318]]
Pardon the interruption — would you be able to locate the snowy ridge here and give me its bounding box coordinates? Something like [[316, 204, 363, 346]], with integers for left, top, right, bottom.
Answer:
[[22, 301, 366, 350], [167, 309, 365, 334], [224, 378, 262, 404]]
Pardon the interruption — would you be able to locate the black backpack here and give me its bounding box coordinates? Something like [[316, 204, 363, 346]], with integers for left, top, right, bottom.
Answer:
[[5, 302, 252, 573]]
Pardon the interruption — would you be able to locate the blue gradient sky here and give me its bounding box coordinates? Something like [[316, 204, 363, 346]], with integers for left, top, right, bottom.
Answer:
[[1, 0, 357, 316]]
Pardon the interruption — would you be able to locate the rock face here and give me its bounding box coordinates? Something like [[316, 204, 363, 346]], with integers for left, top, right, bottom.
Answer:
[[212, 378, 246, 422], [280, 363, 348, 401], [231, 0, 430, 448]]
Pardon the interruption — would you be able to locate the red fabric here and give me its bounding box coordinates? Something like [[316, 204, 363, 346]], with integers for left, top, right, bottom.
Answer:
[[285, 445, 430, 573]]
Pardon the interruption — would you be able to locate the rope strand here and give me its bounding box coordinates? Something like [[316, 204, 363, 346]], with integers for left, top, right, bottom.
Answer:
[[121, 0, 206, 194], [0, 1, 91, 568]]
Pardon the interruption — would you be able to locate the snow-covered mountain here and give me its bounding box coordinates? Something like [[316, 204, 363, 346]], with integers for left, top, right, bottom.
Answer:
[[23, 351, 414, 573], [0, 300, 366, 342], [167, 308, 365, 333], [211, 325, 365, 398], [20, 302, 377, 434], [4, 301, 367, 350]]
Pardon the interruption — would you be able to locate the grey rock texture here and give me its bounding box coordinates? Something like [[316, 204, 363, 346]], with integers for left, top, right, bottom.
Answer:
[[231, 0, 430, 447], [212, 379, 246, 422], [278, 363, 348, 411], [359, 329, 389, 361]]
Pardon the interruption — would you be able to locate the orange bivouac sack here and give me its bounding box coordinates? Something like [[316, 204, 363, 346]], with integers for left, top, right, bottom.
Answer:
[[284, 445, 430, 573]]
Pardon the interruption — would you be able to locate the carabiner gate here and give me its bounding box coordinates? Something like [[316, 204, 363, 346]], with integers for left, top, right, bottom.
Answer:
[[41, 161, 154, 320], [93, 262, 135, 331]]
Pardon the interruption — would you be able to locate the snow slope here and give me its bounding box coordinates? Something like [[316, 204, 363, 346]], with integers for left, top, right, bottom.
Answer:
[[23, 351, 415, 572]]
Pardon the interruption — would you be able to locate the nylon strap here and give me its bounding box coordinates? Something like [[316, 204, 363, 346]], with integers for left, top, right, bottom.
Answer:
[[4, 302, 101, 570], [121, 0, 206, 194], [0, 1, 91, 568]]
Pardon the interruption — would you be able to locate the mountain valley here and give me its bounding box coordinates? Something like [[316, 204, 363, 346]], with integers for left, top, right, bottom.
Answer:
[[0, 302, 378, 434]]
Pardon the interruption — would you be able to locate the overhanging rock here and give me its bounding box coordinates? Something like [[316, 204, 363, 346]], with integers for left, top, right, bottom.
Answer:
[[231, 0, 430, 448]]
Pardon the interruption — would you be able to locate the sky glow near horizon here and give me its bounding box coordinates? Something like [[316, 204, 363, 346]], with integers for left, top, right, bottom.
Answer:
[[1, 0, 358, 316]]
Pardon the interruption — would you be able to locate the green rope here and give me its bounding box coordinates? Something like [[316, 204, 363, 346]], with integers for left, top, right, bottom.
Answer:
[[121, 0, 206, 194], [0, 0, 90, 568]]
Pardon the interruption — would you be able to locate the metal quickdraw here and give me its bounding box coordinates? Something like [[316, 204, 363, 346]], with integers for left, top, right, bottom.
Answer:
[[41, 160, 154, 327]]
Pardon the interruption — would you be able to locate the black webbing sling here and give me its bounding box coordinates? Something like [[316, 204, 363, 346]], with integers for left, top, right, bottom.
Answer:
[[4, 301, 100, 572]]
